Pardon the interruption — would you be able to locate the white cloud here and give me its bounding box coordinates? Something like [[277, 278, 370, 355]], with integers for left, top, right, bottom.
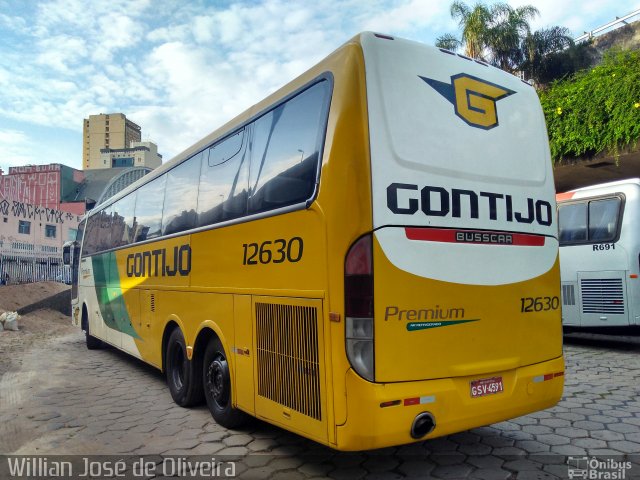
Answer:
[[92, 14, 144, 62], [192, 15, 217, 44], [147, 24, 191, 43], [35, 0, 96, 31], [0, 129, 35, 168], [35, 35, 88, 73], [359, 0, 451, 35], [0, 12, 27, 32], [0, 0, 636, 171]]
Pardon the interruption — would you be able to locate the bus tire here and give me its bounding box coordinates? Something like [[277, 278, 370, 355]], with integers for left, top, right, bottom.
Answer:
[[165, 328, 203, 407], [83, 311, 102, 350], [203, 337, 248, 428]]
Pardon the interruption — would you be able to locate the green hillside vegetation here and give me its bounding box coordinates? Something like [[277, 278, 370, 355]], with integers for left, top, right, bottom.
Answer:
[[539, 49, 640, 163]]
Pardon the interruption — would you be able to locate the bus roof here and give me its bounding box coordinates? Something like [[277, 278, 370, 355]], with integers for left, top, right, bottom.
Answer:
[[557, 178, 640, 202], [89, 31, 531, 216]]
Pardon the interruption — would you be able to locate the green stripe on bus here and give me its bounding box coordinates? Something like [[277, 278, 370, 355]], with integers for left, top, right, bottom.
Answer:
[[92, 253, 140, 339], [407, 319, 479, 331]]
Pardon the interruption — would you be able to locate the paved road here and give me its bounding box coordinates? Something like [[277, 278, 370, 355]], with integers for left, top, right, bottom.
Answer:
[[1, 330, 639, 479]]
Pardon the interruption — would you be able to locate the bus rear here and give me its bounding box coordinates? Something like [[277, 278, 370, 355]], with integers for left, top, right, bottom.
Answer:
[[337, 34, 563, 449], [557, 179, 640, 329]]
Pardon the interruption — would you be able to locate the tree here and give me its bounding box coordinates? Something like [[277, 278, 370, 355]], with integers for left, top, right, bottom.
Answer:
[[539, 49, 640, 161], [520, 26, 576, 83], [486, 4, 539, 71], [437, 1, 537, 66], [436, 1, 495, 59], [434, 33, 462, 52], [435, 0, 575, 82]]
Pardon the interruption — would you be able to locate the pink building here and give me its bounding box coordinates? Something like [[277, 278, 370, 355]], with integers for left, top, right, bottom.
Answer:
[[0, 164, 85, 284]]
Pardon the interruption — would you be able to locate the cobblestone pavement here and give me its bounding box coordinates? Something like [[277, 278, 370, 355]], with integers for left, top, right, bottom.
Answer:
[[0, 331, 639, 479]]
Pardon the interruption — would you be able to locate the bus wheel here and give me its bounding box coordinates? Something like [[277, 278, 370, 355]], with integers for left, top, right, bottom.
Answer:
[[165, 328, 203, 407], [203, 338, 247, 428], [83, 310, 102, 350]]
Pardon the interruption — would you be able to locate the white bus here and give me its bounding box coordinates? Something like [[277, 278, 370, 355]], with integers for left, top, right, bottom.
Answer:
[[558, 178, 640, 330]]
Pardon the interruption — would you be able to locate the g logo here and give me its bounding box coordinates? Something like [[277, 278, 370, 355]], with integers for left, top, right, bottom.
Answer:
[[419, 73, 515, 130]]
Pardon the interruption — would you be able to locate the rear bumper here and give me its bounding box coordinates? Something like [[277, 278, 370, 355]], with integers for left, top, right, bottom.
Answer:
[[335, 355, 564, 451]]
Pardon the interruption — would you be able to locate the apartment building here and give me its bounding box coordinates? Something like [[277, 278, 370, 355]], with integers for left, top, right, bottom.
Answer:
[[82, 113, 142, 170], [99, 141, 162, 169]]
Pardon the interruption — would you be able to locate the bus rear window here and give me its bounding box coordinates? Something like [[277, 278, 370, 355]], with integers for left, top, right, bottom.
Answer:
[[558, 197, 621, 245]]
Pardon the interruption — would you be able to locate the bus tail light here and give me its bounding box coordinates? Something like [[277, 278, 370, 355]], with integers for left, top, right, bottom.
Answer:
[[345, 235, 374, 382]]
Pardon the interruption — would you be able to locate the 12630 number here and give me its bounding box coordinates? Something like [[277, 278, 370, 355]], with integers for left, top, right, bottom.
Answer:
[[520, 296, 560, 313], [242, 237, 303, 265]]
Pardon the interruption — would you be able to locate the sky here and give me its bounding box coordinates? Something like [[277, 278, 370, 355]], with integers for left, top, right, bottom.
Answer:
[[0, 0, 638, 172]]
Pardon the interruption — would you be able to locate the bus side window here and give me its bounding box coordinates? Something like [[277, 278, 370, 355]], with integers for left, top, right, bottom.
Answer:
[[112, 192, 137, 248], [558, 203, 587, 243], [135, 175, 167, 242], [162, 155, 200, 236], [588, 198, 620, 241], [98, 207, 113, 252], [248, 80, 329, 215], [82, 214, 99, 256], [197, 130, 248, 227]]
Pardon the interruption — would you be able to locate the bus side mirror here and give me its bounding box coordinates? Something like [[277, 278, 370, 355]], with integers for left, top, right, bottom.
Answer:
[[63, 241, 76, 266]]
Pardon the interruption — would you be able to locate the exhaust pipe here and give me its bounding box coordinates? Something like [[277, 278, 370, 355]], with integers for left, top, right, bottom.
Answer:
[[410, 412, 436, 439]]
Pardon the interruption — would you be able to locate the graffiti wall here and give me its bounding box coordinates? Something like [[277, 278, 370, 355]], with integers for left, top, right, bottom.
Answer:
[[0, 164, 62, 209], [0, 164, 86, 284], [0, 198, 82, 284], [0, 199, 81, 225]]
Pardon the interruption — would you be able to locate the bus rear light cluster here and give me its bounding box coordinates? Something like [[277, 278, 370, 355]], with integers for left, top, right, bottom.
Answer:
[[533, 371, 564, 383], [345, 234, 374, 382], [380, 395, 436, 408], [346, 317, 374, 381]]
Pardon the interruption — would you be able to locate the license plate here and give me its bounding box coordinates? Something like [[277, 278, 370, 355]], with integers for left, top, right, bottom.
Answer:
[[470, 376, 504, 398]]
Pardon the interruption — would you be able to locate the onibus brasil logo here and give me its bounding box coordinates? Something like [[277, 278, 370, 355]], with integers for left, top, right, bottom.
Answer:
[[419, 73, 515, 130]]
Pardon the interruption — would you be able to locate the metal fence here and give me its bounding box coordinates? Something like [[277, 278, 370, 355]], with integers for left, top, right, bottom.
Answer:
[[575, 9, 640, 43], [0, 246, 70, 285]]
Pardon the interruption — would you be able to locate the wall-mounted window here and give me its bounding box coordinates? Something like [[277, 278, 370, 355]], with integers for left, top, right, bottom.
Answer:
[[45, 225, 57, 238], [18, 220, 31, 235], [113, 157, 134, 168]]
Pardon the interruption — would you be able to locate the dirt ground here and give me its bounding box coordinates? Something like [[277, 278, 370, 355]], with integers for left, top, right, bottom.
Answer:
[[0, 282, 75, 376], [0, 281, 69, 311]]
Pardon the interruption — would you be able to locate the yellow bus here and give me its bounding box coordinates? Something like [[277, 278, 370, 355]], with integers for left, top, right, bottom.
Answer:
[[66, 32, 564, 451]]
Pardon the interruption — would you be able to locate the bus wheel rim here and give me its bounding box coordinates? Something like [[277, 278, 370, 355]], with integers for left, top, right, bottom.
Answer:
[[209, 356, 227, 407]]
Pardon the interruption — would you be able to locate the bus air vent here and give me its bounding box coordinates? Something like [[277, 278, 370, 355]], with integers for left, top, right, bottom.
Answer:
[[580, 278, 624, 314], [150, 294, 155, 312], [561, 284, 575, 306], [255, 302, 321, 421]]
